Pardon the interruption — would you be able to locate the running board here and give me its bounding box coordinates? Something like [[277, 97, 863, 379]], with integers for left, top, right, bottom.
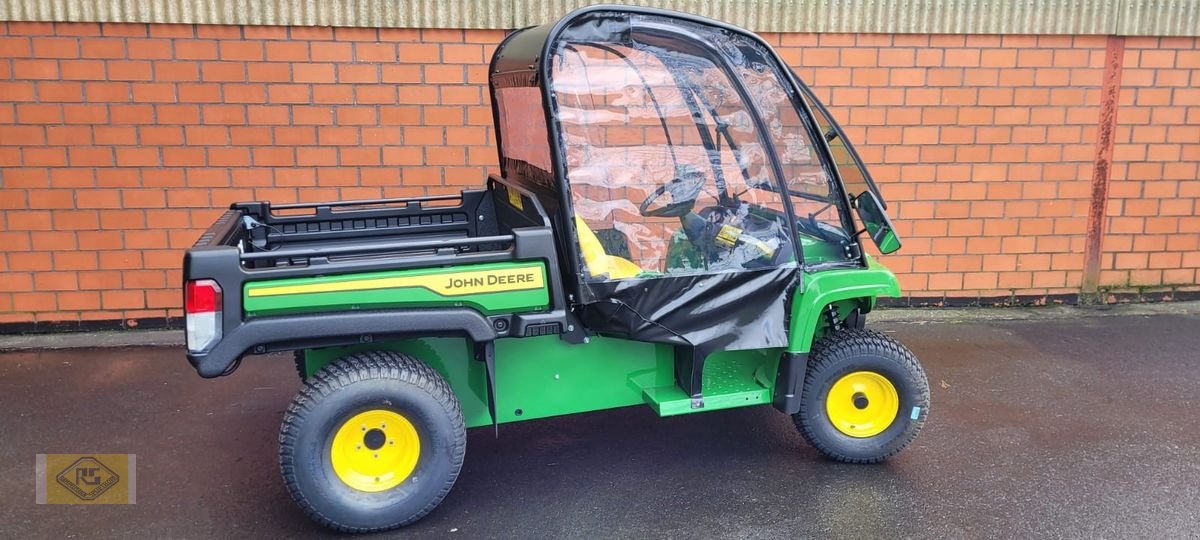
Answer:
[[640, 352, 774, 416]]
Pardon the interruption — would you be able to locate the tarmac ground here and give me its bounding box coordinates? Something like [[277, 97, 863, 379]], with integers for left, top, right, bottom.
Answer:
[[1, 305, 1198, 538]]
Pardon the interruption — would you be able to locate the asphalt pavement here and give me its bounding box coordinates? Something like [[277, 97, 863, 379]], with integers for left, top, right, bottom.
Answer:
[[2, 310, 1199, 538]]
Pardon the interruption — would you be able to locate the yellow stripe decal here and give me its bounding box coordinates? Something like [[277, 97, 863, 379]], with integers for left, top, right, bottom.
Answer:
[[246, 266, 546, 298]]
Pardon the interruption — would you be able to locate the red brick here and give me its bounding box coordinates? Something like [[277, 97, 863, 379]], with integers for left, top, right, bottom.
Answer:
[[208, 146, 251, 166], [105, 60, 153, 81], [244, 105, 287, 125], [96, 23, 145, 38], [178, 83, 222, 103], [340, 147, 381, 166], [318, 127, 358, 145], [40, 81, 85, 102], [175, 40, 217, 59], [274, 125, 314, 144], [265, 42, 309, 62], [355, 42, 396, 62], [131, 82, 176, 102], [115, 147, 159, 166], [224, 84, 266, 103], [398, 43, 439, 63], [0, 82, 35, 101], [150, 61, 198, 82], [101, 290, 145, 309], [16, 104, 62, 124], [294, 63, 335, 83], [308, 41, 350, 62], [13, 292, 58, 312], [247, 62, 291, 82], [24, 147, 67, 166], [424, 65, 464, 83], [334, 27, 377, 42], [1, 126, 45, 148], [338, 64, 379, 83], [85, 81, 131, 101], [202, 104, 245, 125], [201, 62, 246, 82], [63, 104, 108, 124], [219, 41, 263, 61], [382, 65, 423, 83], [127, 38, 173, 60], [32, 37, 79, 58], [253, 147, 295, 166]]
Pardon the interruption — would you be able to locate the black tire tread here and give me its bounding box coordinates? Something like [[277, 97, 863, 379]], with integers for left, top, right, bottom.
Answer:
[[292, 350, 306, 380], [279, 350, 466, 534], [794, 328, 928, 464]]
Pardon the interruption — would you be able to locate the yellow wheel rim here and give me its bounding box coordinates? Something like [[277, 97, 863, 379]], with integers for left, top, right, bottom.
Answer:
[[825, 371, 900, 438], [330, 409, 420, 492]]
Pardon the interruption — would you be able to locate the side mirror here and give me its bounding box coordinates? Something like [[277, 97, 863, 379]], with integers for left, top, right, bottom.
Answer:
[[855, 191, 902, 254]]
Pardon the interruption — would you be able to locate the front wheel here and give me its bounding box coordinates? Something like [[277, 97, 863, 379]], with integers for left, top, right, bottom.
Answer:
[[793, 329, 929, 463], [279, 351, 466, 533]]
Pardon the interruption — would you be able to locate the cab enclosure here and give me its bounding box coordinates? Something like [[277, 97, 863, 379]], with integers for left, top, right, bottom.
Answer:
[[490, 5, 898, 402]]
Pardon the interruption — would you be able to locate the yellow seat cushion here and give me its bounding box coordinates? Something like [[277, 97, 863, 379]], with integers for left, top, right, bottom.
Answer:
[[574, 216, 642, 280]]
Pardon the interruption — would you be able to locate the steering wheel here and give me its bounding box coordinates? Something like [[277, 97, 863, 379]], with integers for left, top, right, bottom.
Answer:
[[638, 174, 706, 218]]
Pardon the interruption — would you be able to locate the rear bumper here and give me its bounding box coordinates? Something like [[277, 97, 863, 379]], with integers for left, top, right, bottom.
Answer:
[[186, 308, 497, 378]]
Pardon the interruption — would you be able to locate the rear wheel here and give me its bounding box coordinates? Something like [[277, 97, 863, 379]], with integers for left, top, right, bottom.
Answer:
[[279, 351, 466, 533], [793, 328, 929, 463]]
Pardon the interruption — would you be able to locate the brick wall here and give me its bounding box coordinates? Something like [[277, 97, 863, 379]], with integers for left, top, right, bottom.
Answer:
[[0, 21, 1197, 329], [1104, 37, 1200, 294]]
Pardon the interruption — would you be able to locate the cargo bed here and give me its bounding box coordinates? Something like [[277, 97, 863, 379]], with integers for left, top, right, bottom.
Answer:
[[183, 178, 572, 377]]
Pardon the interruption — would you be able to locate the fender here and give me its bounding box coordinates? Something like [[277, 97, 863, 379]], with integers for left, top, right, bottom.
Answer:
[[772, 258, 900, 414], [788, 257, 901, 354], [187, 308, 497, 378]]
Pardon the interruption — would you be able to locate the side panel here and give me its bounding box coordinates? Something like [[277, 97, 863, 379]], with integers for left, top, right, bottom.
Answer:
[[305, 334, 782, 429], [305, 335, 673, 429], [304, 338, 493, 428], [787, 257, 902, 353], [243, 261, 549, 317], [493, 336, 674, 424]]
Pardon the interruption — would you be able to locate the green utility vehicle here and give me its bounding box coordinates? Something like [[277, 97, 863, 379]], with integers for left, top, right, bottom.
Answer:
[[183, 5, 928, 533]]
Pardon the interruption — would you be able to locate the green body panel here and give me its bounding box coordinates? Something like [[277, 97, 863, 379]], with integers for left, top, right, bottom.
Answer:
[[492, 336, 672, 424], [293, 256, 898, 426], [495, 338, 782, 423], [242, 261, 550, 317], [797, 236, 849, 265], [787, 256, 901, 353], [304, 338, 493, 428], [303, 335, 782, 429]]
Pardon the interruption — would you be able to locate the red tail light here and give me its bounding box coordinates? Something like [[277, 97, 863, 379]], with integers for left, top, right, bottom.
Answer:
[[185, 279, 222, 353], [185, 279, 222, 314]]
